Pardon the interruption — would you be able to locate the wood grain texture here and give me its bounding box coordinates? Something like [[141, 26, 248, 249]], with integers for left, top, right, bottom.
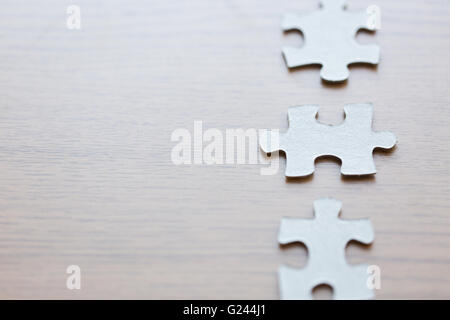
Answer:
[[0, 0, 449, 299]]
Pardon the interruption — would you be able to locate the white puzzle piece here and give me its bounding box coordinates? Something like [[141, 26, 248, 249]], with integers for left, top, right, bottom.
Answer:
[[279, 198, 375, 300], [259, 103, 396, 177], [282, 0, 380, 82]]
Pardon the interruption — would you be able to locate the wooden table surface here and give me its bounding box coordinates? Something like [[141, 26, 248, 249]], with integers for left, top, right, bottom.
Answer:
[[0, 0, 449, 299]]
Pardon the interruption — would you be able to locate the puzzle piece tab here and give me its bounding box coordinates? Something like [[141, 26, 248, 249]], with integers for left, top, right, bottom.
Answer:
[[259, 103, 396, 177], [279, 198, 375, 300], [282, 0, 380, 82]]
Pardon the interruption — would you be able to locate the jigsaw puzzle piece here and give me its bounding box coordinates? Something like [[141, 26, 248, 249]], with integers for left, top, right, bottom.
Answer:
[[260, 104, 396, 177], [278, 199, 375, 300], [282, 0, 380, 81]]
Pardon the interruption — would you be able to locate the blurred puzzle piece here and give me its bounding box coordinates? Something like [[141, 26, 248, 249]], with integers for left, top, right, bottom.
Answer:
[[282, 0, 380, 82], [279, 198, 375, 300]]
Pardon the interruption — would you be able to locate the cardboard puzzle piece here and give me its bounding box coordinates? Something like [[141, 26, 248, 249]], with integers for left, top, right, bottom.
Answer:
[[279, 198, 375, 300], [282, 0, 380, 82], [259, 103, 396, 177]]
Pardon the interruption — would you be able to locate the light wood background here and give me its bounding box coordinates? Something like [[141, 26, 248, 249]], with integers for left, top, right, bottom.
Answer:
[[0, 0, 449, 299]]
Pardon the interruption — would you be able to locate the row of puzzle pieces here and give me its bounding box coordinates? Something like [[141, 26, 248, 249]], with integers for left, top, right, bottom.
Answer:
[[260, 104, 395, 299], [263, 1, 393, 299]]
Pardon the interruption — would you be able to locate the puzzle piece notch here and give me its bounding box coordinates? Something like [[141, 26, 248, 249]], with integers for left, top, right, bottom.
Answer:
[[279, 198, 374, 300], [282, 0, 380, 82], [259, 103, 396, 177]]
